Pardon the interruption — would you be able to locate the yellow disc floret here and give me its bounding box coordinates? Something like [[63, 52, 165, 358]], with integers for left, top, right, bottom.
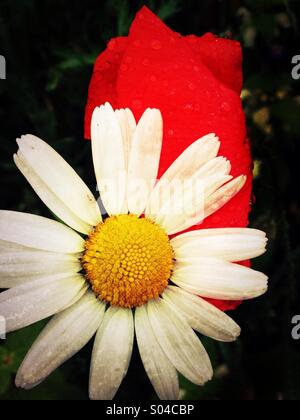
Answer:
[[82, 214, 174, 308]]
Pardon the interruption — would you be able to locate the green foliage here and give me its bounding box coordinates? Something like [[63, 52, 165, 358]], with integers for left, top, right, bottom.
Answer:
[[0, 0, 299, 400]]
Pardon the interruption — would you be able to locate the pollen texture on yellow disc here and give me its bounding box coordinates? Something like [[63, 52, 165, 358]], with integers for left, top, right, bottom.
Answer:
[[82, 214, 174, 308]]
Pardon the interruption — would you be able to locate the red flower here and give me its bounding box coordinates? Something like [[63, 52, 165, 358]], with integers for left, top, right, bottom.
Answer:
[[84, 6, 252, 311]]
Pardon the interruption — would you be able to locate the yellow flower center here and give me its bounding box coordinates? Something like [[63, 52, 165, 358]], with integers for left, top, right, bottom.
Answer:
[[82, 214, 174, 308]]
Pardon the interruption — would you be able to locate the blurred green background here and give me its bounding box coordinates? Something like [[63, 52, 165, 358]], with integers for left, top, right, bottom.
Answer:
[[0, 0, 300, 400]]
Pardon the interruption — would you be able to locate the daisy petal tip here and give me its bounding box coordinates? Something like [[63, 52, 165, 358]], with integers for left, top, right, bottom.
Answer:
[[230, 325, 241, 342], [241, 174, 247, 184], [251, 276, 269, 299], [16, 135, 30, 147], [15, 372, 33, 391], [202, 133, 218, 142], [103, 102, 114, 113], [147, 107, 162, 120], [198, 365, 214, 386]]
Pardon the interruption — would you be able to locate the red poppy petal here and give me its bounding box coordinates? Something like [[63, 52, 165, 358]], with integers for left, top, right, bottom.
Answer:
[[84, 36, 128, 139], [185, 33, 243, 94], [84, 6, 253, 311]]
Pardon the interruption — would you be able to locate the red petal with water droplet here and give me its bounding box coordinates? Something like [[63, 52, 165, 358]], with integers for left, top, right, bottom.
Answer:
[[84, 6, 253, 311]]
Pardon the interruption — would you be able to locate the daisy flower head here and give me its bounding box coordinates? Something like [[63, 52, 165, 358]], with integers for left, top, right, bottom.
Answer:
[[0, 103, 268, 400]]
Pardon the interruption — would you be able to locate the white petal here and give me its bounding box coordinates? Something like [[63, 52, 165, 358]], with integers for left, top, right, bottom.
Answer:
[[0, 273, 87, 332], [135, 305, 179, 400], [155, 173, 232, 236], [115, 108, 136, 171], [89, 307, 134, 400], [14, 155, 91, 235], [0, 240, 28, 252], [147, 299, 213, 386], [172, 257, 268, 300], [163, 286, 240, 342], [204, 175, 247, 220], [161, 175, 246, 235], [91, 103, 127, 215], [172, 228, 267, 262], [15, 135, 101, 231], [0, 251, 81, 288], [0, 210, 85, 253], [114, 108, 137, 214], [127, 108, 163, 216], [16, 291, 105, 390], [146, 135, 220, 217]]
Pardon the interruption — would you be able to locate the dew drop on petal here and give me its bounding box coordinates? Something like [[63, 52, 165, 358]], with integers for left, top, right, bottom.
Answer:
[[125, 56, 133, 64], [188, 82, 195, 90], [150, 75, 157, 82], [221, 102, 231, 112], [167, 129, 174, 136], [132, 99, 142, 110], [184, 103, 194, 111], [133, 40, 141, 47], [151, 39, 162, 50], [120, 64, 128, 72], [95, 73, 103, 82], [108, 39, 117, 50], [193, 65, 200, 72]]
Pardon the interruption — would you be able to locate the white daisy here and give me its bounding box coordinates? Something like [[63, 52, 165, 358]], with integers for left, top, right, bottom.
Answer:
[[0, 102, 268, 400]]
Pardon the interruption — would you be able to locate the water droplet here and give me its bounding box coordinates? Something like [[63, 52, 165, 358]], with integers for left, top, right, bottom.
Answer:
[[167, 129, 174, 136], [142, 58, 150, 66], [150, 75, 157, 82], [120, 64, 128, 72], [188, 82, 195, 90], [133, 40, 141, 48], [95, 73, 103, 82], [221, 102, 231, 112], [125, 56, 132, 64], [108, 39, 117, 50], [151, 39, 162, 50], [132, 99, 142, 110], [188, 36, 197, 44], [184, 103, 194, 111]]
